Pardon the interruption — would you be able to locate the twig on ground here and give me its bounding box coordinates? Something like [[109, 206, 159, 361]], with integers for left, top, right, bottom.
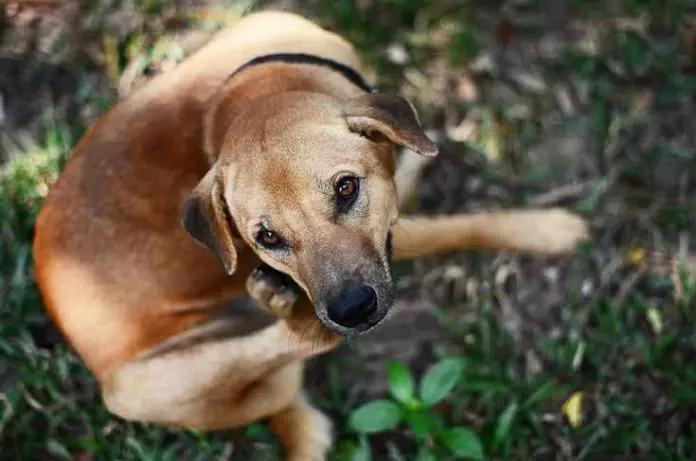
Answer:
[[613, 264, 649, 311], [0, 393, 14, 435], [526, 181, 595, 207], [577, 255, 625, 331]]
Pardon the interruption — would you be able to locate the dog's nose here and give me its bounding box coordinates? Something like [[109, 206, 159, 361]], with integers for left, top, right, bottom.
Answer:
[[327, 284, 378, 328]]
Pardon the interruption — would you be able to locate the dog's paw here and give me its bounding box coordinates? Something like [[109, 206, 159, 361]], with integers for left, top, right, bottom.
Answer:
[[289, 409, 333, 461], [286, 396, 334, 461], [246, 264, 299, 318], [533, 208, 590, 255]]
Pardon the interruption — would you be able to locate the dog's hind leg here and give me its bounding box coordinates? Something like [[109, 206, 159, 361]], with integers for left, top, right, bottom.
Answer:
[[102, 314, 338, 460], [269, 390, 334, 461], [392, 208, 589, 260]]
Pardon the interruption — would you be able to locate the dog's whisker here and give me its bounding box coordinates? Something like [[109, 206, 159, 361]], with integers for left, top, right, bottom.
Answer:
[[309, 319, 324, 355], [285, 321, 295, 354], [307, 321, 317, 355], [298, 316, 316, 347]]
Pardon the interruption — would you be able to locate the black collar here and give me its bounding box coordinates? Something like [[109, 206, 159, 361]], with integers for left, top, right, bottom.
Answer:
[[230, 52, 373, 93]]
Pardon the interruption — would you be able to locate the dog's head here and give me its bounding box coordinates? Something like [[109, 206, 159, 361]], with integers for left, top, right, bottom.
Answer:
[[181, 91, 437, 335]]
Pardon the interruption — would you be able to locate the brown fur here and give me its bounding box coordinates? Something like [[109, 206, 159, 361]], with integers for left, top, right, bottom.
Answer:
[[33, 11, 588, 460]]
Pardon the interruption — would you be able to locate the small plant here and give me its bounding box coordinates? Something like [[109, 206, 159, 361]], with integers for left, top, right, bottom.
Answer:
[[343, 358, 485, 461]]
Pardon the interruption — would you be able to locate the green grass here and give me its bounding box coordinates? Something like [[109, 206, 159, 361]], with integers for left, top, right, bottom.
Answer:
[[2, 0, 696, 459]]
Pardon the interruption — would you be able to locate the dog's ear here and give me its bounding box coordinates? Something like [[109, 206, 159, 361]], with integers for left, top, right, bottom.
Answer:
[[180, 166, 237, 275], [343, 93, 438, 157]]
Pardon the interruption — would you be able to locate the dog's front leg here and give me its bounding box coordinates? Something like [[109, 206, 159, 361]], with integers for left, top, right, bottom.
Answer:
[[391, 208, 590, 260], [246, 263, 300, 318], [102, 312, 340, 460]]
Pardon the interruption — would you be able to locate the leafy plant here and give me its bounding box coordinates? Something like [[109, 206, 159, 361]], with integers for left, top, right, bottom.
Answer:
[[343, 358, 484, 460]]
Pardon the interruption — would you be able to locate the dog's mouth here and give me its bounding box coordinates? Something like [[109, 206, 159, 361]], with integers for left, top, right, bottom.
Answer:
[[316, 234, 395, 336], [307, 274, 395, 336], [250, 231, 395, 336], [314, 266, 395, 336], [250, 264, 393, 336]]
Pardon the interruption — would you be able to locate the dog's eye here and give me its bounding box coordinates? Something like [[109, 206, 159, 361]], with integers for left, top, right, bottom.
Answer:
[[335, 176, 360, 212], [256, 229, 283, 249]]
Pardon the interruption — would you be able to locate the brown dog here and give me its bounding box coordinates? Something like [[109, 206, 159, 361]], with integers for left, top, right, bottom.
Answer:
[[32, 11, 589, 460]]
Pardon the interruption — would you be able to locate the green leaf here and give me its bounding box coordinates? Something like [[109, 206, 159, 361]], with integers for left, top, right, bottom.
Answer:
[[335, 439, 371, 461], [493, 401, 518, 449], [46, 439, 72, 460], [415, 447, 437, 461], [439, 427, 485, 460], [351, 436, 372, 461], [349, 400, 403, 434], [406, 409, 444, 440], [244, 422, 272, 439], [419, 358, 465, 406], [387, 360, 415, 404]]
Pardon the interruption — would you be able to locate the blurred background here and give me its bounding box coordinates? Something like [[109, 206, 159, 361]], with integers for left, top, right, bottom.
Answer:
[[1, 0, 695, 460]]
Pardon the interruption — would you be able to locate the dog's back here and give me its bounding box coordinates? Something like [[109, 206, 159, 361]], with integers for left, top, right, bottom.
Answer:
[[32, 11, 364, 379]]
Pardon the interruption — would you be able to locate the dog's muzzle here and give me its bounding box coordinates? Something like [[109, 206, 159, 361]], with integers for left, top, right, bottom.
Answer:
[[325, 283, 378, 328]]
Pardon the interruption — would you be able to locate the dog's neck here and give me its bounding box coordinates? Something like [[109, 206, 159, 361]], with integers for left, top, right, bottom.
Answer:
[[202, 53, 372, 164], [232, 53, 372, 93]]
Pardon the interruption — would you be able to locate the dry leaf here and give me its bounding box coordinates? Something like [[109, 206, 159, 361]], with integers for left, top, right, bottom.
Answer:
[[631, 90, 653, 114], [646, 307, 663, 334], [572, 341, 585, 371], [510, 69, 548, 94], [627, 247, 646, 266], [562, 391, 584, 428], [386, 43, 409, 65], [446, 117, 478, 143], [497, 19, 515, 45], [456, 73, 479, 103]]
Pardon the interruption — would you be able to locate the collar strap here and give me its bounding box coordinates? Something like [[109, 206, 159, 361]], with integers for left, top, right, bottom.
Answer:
[[230, 52, 373, 93]]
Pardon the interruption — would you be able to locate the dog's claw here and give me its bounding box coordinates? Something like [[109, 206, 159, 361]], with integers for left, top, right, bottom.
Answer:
[[246, 264, 300, 318]]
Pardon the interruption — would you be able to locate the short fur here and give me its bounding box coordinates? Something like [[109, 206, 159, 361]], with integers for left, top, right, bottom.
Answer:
[[33, 11, 588, 460]]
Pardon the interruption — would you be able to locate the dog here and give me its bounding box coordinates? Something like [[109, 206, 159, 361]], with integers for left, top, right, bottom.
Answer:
[[32, 11, 589, 460]]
